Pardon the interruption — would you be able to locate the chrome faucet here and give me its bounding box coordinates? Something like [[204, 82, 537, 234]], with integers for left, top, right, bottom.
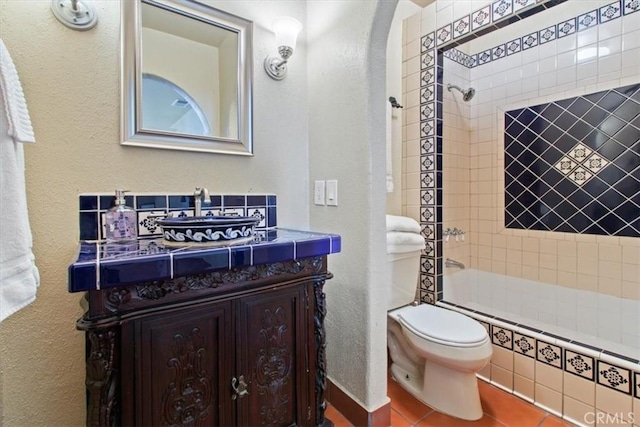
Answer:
[[445, 258, 465, 269], [193, 187, 211, 217]]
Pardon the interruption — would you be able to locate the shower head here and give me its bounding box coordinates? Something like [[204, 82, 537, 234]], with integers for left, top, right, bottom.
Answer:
[[447, 83, 476, 102]]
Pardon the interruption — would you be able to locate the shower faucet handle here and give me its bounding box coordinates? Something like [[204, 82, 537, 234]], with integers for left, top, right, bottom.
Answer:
[[444, 228, 465, 242]]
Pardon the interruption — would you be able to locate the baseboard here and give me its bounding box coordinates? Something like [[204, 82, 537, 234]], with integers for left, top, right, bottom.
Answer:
[[326, 379, 391, 427]]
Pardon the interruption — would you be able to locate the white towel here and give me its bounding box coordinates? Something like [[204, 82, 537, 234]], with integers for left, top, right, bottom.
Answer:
[[0, 38, 39, 323], [386, 214, 421, 233], [386, 102, 394, 192], [386, 231, 425, 254]]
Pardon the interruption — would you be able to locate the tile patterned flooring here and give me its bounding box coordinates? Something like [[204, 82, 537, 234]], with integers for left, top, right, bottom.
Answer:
[[326, 377, 576, 426]]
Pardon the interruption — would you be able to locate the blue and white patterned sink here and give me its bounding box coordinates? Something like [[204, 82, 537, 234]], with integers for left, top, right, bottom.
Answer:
[[156, 215, 260, 246]]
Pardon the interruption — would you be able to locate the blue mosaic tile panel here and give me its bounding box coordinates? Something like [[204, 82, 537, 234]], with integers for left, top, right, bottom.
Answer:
[[504, 84, 640, 237], [78, 192, 277, 241]]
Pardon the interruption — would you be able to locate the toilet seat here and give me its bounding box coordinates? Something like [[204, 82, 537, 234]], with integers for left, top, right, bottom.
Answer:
[[397, 305, 489, 348]]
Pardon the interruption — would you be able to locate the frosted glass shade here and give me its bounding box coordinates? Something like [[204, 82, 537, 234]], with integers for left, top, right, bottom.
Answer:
[[273, 17, 302, 50]]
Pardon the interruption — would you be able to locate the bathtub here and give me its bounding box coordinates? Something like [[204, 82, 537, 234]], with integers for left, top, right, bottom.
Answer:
[[440, 269, 640, 426]]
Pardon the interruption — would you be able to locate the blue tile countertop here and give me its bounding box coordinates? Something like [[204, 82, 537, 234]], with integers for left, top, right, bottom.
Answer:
[[68, 229, 341, 293]]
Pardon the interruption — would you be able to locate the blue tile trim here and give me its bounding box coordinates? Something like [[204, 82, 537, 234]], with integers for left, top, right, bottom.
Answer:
[[223, 195, 246, 207], [296, 239, 331, 260], [68, 230, 341, 292], [79, 192, 278, 241], [79, 195, 97, 211], [247, 195, 266, 206], [230, 246, 252, 269], [252, 242, 295, 265], [67, 262, 97, 292], [136, 195, 166, 210], [168, 195, 194, 209], [79, 212, 99, 241], [100, 255, 172, 287], [173, 249, 230, 277], [330, 235, 341, 253]]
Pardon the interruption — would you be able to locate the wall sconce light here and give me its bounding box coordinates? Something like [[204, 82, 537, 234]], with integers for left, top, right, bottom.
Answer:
[[264, 17, 302, 81], [51, 0, 98, 31]]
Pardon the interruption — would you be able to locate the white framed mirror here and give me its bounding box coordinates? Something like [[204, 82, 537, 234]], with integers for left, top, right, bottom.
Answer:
[[121, 0, 253, 155]]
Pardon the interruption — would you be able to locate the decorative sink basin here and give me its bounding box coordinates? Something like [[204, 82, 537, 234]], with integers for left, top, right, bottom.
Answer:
[[156, 215, 260, 246]]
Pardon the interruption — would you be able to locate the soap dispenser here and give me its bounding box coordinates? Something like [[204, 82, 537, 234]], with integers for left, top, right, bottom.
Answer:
[[105, 189, 137, 242]]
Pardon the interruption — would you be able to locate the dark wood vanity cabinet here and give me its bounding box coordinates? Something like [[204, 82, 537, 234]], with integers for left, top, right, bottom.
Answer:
[[78, 257, 331, 427]]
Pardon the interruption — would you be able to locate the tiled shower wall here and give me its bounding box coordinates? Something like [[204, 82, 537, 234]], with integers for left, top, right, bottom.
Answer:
[[402, 0, 640, 425], [465, 0, 640, 302], [403, 0, 640, 301]]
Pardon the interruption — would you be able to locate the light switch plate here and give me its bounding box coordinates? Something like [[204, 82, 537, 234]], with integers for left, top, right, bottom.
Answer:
[[326, 180, 338, 206], [314, 180, 325, 205]]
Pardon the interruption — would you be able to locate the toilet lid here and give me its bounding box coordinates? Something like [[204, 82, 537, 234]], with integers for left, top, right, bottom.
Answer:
[[397, 305, 488, 346]]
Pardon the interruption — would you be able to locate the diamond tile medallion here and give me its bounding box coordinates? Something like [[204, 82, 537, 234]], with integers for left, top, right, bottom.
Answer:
[[504, 84, 640, 237]]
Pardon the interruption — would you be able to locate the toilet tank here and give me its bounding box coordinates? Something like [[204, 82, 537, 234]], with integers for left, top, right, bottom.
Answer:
[[387, 250, 422, 310]]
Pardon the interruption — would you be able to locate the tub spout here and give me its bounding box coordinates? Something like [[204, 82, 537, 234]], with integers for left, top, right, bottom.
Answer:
[[194, 187, 211, 217], [445, 258, 465, 269]]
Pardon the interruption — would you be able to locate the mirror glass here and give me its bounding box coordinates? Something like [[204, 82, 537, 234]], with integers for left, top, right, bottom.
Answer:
[[122, 0, 253, 155]]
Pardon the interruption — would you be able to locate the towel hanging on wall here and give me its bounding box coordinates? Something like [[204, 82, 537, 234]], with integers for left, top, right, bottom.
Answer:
[[0, 38, 40, 322], [386, 99, 394, 192]]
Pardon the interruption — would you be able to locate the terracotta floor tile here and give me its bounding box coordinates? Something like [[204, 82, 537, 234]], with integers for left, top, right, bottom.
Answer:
[[387, 377, 433, 424], [325, 403, 354, 427], [329, 376, 568, 427], [478, 381, 546, 427], [416, 412, 507, 427], [538, 414, 575, 426], [390, 408, 414, 427]]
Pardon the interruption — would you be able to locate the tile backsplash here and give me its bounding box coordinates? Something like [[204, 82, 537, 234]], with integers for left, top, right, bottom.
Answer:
[[504, 83, 640, 237], [78, 193, 277, 241]]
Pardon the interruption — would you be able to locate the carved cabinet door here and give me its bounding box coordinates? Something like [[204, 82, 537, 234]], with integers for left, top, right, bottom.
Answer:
[[235, 283, 313, 426], [130, 301, 233, 427]]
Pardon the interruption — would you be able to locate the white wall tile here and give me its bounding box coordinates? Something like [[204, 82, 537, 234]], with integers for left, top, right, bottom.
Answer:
[[599, 17, 623, 40], [595, 385, 633, 421], [557, 33, 577, 53], [557, 50, 577, 69], [564, 395, 595, 427]]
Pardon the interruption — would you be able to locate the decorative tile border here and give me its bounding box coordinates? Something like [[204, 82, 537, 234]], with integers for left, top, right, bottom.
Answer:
[[565, 350, 595, 380], [444, 0, 639, 69], [492, 326, 514, 350], [437, 301, 640, 402], [598, 360, 632, 394], [537, 340, 563, 368], [514, 332, 536, 358], [79, 193, 277, 241], [417, 0, 568, 305]]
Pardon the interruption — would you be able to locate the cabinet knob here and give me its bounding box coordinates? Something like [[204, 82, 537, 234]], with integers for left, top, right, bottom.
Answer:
[[231, 375, 249, 399]]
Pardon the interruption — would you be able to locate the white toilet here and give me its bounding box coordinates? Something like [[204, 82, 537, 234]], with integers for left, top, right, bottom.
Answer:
[[385, 215, 492, 421]]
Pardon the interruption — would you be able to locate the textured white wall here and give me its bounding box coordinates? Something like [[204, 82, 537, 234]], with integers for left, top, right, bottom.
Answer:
[[307, 0, 397, 413], [0, 1, 309, 424]]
